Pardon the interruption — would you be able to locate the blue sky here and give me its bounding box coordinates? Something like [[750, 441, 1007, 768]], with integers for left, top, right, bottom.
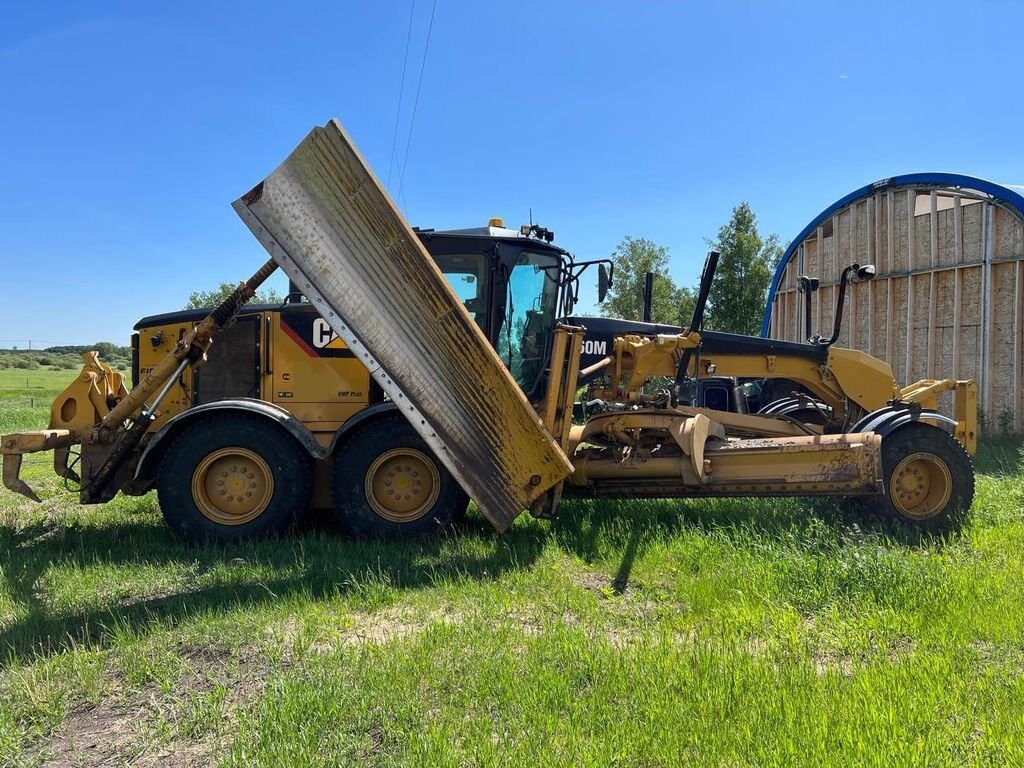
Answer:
[[2, 1, 1022, 346]]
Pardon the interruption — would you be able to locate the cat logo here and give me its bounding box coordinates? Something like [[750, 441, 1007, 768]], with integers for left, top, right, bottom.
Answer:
[[312, 318, 341, 349], [279, 312, 355, 358]]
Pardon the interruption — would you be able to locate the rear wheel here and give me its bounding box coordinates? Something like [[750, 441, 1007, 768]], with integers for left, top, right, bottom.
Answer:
[[331, 414, 468, 538], [157, 414, 312, 544], [866, 423, 974, 530]]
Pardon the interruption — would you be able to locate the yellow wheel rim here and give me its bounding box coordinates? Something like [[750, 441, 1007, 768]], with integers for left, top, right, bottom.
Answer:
[[365, 448, 441, 523], [191, 447, 274, 526], [889, 452, 952, 520]]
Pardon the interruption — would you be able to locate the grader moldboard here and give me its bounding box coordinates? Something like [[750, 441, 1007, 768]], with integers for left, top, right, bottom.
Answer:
[[2, 120, 978, 542]]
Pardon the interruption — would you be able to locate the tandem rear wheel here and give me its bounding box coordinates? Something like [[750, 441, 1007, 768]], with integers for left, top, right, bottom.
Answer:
[[866, 423, 974, 531], [331, 414, 468, 538], [156, 413, 313, 544]]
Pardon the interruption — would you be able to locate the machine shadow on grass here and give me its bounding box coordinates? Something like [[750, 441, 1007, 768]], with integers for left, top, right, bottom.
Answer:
[[0, 454, 1000, 666], [553, 492, 948, 562], [0, 510, 553, 664]]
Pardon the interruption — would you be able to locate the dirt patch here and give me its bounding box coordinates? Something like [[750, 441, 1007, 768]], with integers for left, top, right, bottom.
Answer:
[[804, 616, 919, 677], [812, 652, 855, 678], [969, 640, 1024, 674], [572, 568, 614, 595], [569, 567, 679, 627], [39, 643, 270, 767], [345, 607, 446, 645], [503, 603, 700, 650], [810, 640, 918, 678], [272, 607, 464, 655], [41, 699, 212, 767]]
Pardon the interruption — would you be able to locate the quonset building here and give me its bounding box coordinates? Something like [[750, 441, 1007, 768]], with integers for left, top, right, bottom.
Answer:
[[763, 174, 1024, 430]]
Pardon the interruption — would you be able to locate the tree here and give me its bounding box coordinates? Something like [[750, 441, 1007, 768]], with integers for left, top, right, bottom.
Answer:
[[92, 341, 117, 358], [601, 236, 693, 326], [704, 203, 781, 336], [675, 284, 697, 329], [184, 282, 283, 309]]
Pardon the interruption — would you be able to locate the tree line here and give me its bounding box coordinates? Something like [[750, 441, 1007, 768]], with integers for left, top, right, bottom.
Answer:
[[601, 202, 783, 336], [0, 343, 132, 371]]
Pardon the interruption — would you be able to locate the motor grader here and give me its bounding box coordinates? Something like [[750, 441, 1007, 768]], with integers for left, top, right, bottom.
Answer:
[[1, 120, 977, 542]]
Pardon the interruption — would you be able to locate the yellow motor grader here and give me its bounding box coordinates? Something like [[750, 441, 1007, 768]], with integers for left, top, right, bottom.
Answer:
[[1, 120, 977, 542]]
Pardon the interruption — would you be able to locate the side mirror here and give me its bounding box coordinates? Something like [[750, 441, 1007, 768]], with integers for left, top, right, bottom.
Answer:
[[856, 264, 876, 281], [598, 263, 612, 302]]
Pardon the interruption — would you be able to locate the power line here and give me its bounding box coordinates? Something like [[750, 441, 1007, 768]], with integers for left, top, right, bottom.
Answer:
[[396, 0, 438, 210], [386, 0, 417, 192]]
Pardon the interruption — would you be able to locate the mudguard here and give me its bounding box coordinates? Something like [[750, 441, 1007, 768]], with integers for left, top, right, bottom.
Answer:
[[129, 398, 322, 492], [851, 406, 957, 438], [758, 396, 833, 418], [232, 119, 573, 531]]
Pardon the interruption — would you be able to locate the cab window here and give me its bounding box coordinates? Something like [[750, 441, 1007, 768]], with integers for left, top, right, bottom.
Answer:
[[434, 252, 489, 331]]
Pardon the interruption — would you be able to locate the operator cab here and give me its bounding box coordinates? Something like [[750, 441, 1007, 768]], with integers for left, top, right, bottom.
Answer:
[[412, 219, 569, 400], [414, 219, 612, 400]]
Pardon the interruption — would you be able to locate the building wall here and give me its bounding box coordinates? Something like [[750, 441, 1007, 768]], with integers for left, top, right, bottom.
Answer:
[[769, 185, 1024, 428]]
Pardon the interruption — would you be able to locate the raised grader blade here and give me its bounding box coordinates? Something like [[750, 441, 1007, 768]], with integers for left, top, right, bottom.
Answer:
[[232, 119, 573, 531]]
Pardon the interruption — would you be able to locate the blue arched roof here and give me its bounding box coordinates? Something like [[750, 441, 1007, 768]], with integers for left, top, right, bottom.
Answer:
[[760, 173, 1024, 337]]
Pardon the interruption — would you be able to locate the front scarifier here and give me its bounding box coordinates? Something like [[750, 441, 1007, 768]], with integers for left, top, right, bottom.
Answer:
[[1, 260, 281, 507]]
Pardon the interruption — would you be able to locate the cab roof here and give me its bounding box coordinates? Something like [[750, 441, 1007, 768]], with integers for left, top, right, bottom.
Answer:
[[413, 224, 569, 257]]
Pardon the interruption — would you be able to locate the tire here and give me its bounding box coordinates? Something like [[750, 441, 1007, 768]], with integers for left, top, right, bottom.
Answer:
[[331, 414, 468, 539], [864, 423, 974, 531], [157, 413, 312, 544]]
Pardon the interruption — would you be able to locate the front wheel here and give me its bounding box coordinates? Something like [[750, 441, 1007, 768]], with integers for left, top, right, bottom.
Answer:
[[866, 423, 974, 531], [157, 413, 312, 544], [331, 414, 468, 538]]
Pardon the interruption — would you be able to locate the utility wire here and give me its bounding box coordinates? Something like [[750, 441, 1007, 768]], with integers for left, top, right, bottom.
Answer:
[[395, 0, 438, 209], [386, 0, 417, 192]]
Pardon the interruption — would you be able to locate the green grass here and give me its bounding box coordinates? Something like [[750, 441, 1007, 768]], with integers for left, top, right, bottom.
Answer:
[[0, 369, 1022, 765], [0, 370, 75, 437]]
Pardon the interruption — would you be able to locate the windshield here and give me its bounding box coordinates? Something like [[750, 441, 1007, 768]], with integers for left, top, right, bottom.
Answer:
[[499, 250, 561, 391]]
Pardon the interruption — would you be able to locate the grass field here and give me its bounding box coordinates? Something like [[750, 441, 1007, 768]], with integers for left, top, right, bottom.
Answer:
[[0, 368, 1022, 766]]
